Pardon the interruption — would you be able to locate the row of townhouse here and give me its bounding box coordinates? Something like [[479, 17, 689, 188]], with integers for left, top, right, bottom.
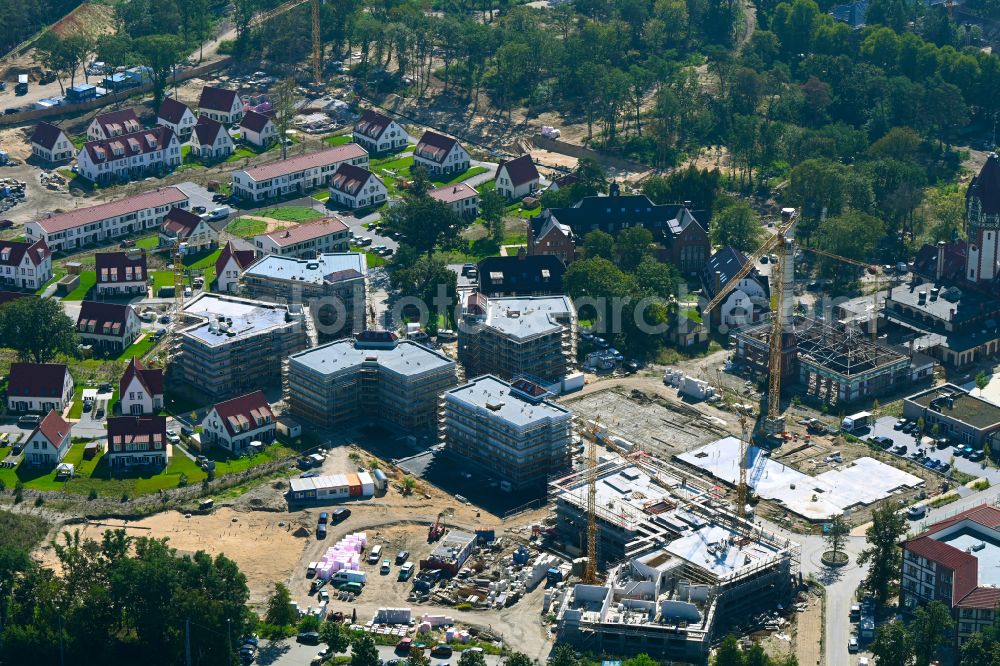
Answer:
[[230, 144, 369, 202], [252, 216, 350, 258], [26, 187, 190, 251], [75, 125, 182, 185]]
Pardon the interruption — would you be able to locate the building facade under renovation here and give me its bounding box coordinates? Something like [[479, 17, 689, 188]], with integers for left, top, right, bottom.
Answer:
[[733, 315, 930, 405], [550, 457, 799, 661]]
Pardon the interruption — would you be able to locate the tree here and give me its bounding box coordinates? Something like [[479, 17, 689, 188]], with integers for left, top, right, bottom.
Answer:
[[622, 656, 658, 666], [389, 256, 457, 327], [616, 227, 653, 271], [583, 231, 615, 260], [910, 601, 954, 666], [857, 500, 908, 605], [870, 620, 913, 666], [134, 34, 184, 108], [0, 297, 76, 363], [977, 371, 990, 395], [711, 201, 763, 252], [574, 157, 608, 195], [351, 632, 380, 666], [384, 197, 466, 258], [480, 190, 506, 242], [321, 620, 350, 653], [549, 645, 579, 666], [409, 646, 432, 666], [459, 649, 488, 666], [713, 635, 744, 666], [504, 652, 535, 666], [824, 515, 849, 562], [272, 79, 297, 160], [634, 256, 680, 299], [264, 582, 296, 627]]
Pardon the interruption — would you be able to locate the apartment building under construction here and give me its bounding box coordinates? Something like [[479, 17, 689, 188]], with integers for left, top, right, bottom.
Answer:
[[458, 294, 577, 389], [550, 456, 800, 661]]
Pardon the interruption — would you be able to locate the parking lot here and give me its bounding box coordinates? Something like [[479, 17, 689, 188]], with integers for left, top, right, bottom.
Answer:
[[860, 416, 1000, 484]]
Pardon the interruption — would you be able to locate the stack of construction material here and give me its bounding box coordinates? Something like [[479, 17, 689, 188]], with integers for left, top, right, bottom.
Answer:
[[317, 532, 367, 580], [421, 614, 454, 627], [374, 608, 411, 625]]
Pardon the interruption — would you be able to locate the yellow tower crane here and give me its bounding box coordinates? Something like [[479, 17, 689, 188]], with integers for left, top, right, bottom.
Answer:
[[583, 417, 601, 585], [702, 210, 798, 438]]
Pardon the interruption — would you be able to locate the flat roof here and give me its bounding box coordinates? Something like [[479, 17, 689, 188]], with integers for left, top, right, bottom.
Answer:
[[907, 383, 1000, 430], [445, 375, 570, 427], [180, 293, 298, 347], [289, 337, 454, 377], [663, 524, 785, 578], [245, 252, 366, 285], [937, 525, 1000, 587], [557, 464, 674, 531], [481, 295, 574, 340]]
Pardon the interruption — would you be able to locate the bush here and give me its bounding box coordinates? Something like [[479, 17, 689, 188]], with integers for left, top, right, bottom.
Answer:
[[216, 39, 236, 55], [298, 614, 322, 632], [88, 488, 98, 501], [33, 495, 43, 507]]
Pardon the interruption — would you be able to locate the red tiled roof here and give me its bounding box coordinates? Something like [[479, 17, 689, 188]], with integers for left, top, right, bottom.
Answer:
[[198, 86, 239, 113], [330, 164, 380, 196], [32, 187, 188, 234], [161, 207, 204, 238], [30, 122, 68, 150], [8, 363, 67, 398], [158, 97, 191, 125], [904, 536, 977, 572], [212, 390, 273, 437], [193, 116, 227, 146], [107, 415, 166, 450], [82, 125, 176, 167], [428, 183, 477, 204], [31, 409, 70, 449], [92, 109, 141, 136], [0, 239, 50, 267], [261, 216, 347, 247], [120, 356, 163, 398], [215, 240, 256, 277], [957, 587, 1000, 609], [95, 250, 146, 284], [240, 144, 367, 182], [240, 110, 273, 133], [497, 154, 539, 187], [354, 110, 394, 140], [921, 504, 1000, 537], [77, 301, 136, 338], [415, 130, 460, 164]]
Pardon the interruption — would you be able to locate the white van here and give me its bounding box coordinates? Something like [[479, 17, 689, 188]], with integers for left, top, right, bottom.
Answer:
[[367, 544, 382, 564], [209, 206, 231, 221]]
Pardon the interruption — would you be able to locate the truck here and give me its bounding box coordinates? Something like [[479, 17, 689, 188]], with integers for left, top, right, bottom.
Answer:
[[841, 411, 872, 432], [14, 75, 27, 96], [331, 570, 367, 586]]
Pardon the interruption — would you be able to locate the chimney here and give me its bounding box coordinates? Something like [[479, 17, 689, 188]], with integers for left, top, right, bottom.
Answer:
[[714, 270, 722, 294], [936, 241, 945, 282], [610, 182, 620, 197], [683, 200, 692, 207]]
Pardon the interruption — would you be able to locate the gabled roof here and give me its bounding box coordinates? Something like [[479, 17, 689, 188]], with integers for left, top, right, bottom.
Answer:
[[415, 130, 460, 164], [913, 240, 968, 283], [95, 250, 147, 283], [120, 356, 163, 398], [239, 110, 273, 133], [969, 152, 1000, 216], [957, 587, 1000, 609], [32, 188, 188, 234], [704, 246, 768, 298], [92, 109, 141, 136], [547, 194, 705, 245], [198, 86, 240, 113], [30, 122, 69, 150], [239, 144, 367, 182], [211, 390, 273, 437], [31, 410, 70, 448], [82, 126, 175, 166], [259, 217, 347, 247], [107, 415, 166, 448], [905, 534, 977, 572], [920, 504, 1000, 537], [0, 239, 50, 267], [497, 154, 540, 187], [192, 116, 227, 146], [215, 240, 256, 277], [428, 183, 478, 204], [77, 301, 136, 338], [354, 110, 395, 140], [476, 254, 566, 297], [329, 164, 380, 196], [161, 207, 205, 238], [158, 97, 192, 124], [8, 363, 67, 398]]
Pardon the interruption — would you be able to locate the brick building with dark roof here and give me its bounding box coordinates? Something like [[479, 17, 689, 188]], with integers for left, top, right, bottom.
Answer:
[[0, 239, 52, 290], [215, 240, 257, 293], [239, 110, 277, 148], [477, 253, 566, 297], [328, 164, 387, 209], [200, 390, 276, 453], [7, 363, 74, 413], [158, 207, 218, 252], [190, 116, 235, 161], [86, 108, 142, 141], [901, 504, 1000, 649], [76, 125, 181, 185], [106, 415, 169, 468], [353, 110, 409, 154]]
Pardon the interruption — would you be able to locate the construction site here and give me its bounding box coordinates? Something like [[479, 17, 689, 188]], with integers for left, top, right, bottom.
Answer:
[[548, 454, 801, 662]]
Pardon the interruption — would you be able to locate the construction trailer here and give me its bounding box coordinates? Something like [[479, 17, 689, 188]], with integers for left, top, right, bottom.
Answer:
[[550, 455, 800, 662]]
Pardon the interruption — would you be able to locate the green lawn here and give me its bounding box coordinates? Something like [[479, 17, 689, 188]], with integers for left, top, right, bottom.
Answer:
[[62, 270, 96, 300], [117, 333, 156, 362], [324, 134, 353, 146], [434, 166, 489, 186], [183, 248, 222, 285], [68, 385, 86, 419], [350, 245, 387, 267], [312, 191, 330, 202], [135, 234, 160, 250], [256, 206, 324, 222], [36, 264, 67, 295], [226, 147, 257, 163], [151, 271, 177, 293], [226, 218, 268, 238], [476, 179, 496, 193]]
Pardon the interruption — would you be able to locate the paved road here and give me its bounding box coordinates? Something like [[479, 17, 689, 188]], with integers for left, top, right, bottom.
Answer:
[[261, 639, 504, 666]]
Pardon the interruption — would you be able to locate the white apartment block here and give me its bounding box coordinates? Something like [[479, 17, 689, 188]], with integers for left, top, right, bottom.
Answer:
[[231, 145, 369, 202]]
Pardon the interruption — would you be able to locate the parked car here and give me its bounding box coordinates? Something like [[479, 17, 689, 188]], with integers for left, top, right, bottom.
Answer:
[[318, 512, 329, 524], [165, 429, 180, 444], [431, 644, 453, 658], [848, 637, 859, 653], [396, 550, 410, 565], [380, 559, 391, 575], [17, 414, 40, 427], [119, 239, 136, 248], [907, 504, 926, 520], [316, 524, 327, 539], [192, 205, 207, 214], [297, 631, 321, 645], [970, 450, 986, 462], [332, 508, 351, 523]]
